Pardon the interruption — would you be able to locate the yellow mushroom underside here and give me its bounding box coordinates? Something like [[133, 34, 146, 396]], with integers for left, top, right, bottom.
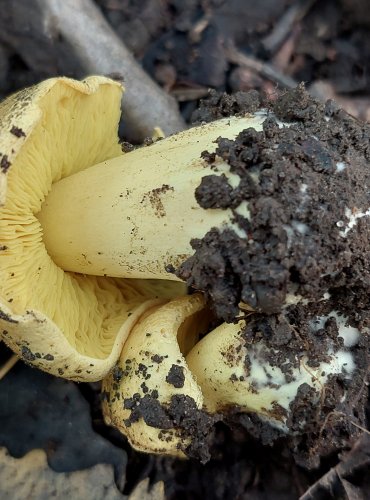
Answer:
[[0, 77, 184, 380]]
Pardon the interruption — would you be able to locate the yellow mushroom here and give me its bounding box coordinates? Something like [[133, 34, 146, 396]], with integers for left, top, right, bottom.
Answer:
[[0, 77, 363, 459], [0, 76, 185, 380], [102, 294, 211, 457], [186, 315, 357, 431]]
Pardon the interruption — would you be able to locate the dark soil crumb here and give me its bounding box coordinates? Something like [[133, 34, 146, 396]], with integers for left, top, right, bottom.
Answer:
[[0, 154, 11, 173], [165, 364, 185, 388], [10, 125, 25, 137], [21, 346, 36, 362], [124, 393, 172, 429], [178, 85, 370, 321], [227, 292, 370, 469], [192, 89, 261, 124], [112, 365, 123, 383], [121, 141, 135, 153], [151, 354, 164, 364], [195, 174, 235, 209], [168, 395, 219, 463], [123, 392, 219, 463]]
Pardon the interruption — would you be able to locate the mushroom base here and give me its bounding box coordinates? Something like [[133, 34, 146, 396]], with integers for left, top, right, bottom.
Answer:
[[102, 292, 368, 465]]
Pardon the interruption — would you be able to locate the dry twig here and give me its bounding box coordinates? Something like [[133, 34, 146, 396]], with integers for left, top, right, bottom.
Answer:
[[262, 0, 318, 55], [0, 354, 17, 381], [224, 43, 298, 90], [0, 0, 186, 142], [171, 86, 209, 102]]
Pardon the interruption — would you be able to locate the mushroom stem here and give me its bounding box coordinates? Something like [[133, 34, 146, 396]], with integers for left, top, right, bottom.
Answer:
[[37, 114, 266, 279], [186, 319, 357, 430]]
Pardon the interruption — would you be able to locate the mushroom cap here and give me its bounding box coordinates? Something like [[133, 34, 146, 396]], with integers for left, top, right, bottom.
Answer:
[[0, 77, 121, 204], [102, 294, 209, 457], [0, 76, 184, 381]]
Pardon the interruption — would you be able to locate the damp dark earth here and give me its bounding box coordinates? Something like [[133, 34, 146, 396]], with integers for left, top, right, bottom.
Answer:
[[0, 1, 370, 499]]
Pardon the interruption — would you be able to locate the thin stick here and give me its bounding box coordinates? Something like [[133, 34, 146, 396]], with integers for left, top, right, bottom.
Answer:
[[0, 0, 186, 142], [262, 0, 318, 55], [349, 421, 370, 435], [224, 43, 298, 90], [0, 354, 18, 381]]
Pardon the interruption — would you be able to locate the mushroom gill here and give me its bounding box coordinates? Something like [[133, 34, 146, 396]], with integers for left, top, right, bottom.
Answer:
[[0, 77, 184, 380]]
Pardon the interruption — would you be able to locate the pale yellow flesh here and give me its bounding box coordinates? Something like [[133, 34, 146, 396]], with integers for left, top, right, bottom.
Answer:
[[186, 318, 356, 429], [102, 294, 207, 457], [0, 76, 185, 380], [38, 115, 266, 279]]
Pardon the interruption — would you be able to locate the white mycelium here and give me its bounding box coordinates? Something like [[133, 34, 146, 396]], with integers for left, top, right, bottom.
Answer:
[[339, 207, 370, 237], [336, 161, 346, 172], [186, 315, 357, 431], [309, 310, 361, 347]]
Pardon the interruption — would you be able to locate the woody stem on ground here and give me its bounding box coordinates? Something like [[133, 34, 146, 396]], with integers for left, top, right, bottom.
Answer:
[[0, 0, 185, 142]]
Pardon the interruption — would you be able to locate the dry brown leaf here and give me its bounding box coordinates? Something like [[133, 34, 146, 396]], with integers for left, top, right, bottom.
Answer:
[[0, 448, 123, 500], [0, 363, 127, 477], [128, 478, 165, 500], [300, 434, 370, 500]]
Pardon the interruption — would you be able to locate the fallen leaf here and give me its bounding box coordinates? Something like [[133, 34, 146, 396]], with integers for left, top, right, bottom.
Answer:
[[0, 362, 127, 479], [128, 478, 165, 500], [300, 434, 370, 500], [0, 447, 123, 500]]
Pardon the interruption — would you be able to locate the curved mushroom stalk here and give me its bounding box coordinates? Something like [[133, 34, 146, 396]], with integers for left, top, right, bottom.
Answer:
[[102, 294, 213, 457], [37, 113, 267, 280], [2, 75, 368, 332], [186, 320, 357, 430], [0, 76, 186, 380]]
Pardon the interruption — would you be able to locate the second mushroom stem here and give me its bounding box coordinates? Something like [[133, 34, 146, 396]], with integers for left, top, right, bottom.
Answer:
[[38, 115, 265, 280]]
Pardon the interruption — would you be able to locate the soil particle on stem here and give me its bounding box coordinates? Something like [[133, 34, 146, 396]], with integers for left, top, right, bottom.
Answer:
[[228, 292, 370, 468], [122, 391, 219, 463], [165, 364, 185, 388], [178, 85, 370, 321]]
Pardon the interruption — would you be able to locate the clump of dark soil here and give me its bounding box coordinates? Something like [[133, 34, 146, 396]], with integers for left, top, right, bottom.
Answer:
[[122, 392, 218, 463], [178, 85, 370, 321], [236, 291, 369, 469], [191, 88, 261, 124]]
